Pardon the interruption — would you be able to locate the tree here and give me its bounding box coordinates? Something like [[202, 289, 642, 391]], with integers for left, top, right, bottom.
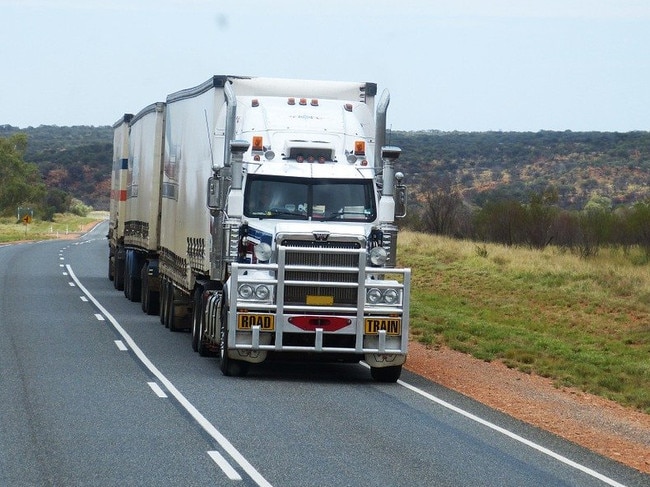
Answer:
[[420, 176, 465, 236], [0, 134, 45, 216]]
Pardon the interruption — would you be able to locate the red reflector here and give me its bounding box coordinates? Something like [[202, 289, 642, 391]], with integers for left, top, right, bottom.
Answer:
[[288, 316, 351, 332]]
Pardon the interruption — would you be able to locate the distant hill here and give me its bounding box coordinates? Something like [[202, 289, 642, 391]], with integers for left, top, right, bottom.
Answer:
[[0, 124, 113, 210], [390, 130, 650, 211], [2, 125, 650, 212]]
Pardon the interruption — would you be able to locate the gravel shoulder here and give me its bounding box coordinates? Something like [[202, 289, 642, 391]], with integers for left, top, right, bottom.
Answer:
[[405, 341, 650, 475]]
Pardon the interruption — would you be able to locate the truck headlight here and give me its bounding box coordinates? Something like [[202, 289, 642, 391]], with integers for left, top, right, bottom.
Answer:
[[238, 284, 254, 300], [254, 242, 272, 262], [369, 246, 388, 266], [367, 288, 382, 304], [383, 289, 399, 305], [254, 284, 271, 300]]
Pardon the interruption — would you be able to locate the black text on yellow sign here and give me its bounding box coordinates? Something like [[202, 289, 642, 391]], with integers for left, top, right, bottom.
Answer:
[[364, 318, 401, 335], [237, 313, 275, 331], [22, 214, 32, 224]]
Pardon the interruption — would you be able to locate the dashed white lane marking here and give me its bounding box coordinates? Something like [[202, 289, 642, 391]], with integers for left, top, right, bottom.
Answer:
[[66, 264, 272, 487], [80, 296, 88, 302], [147, 382, 168, 398], [94, 314, 105, 321], [114, 340, 128, 351], [208, 451, 243, 480]]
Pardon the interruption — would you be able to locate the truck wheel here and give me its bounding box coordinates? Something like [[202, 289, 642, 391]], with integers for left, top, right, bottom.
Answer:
[[370, 365, 402, 383], [219, 305, 249, 377]]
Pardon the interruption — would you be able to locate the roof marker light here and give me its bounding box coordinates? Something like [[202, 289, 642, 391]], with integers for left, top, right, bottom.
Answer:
[[311, 99, 319, 106], [252, 136, 264, 152], [299, 98, 307, 106], [288, 97, 295, 105], [344, 103, 353, 112], [251, 99, 259, 107]]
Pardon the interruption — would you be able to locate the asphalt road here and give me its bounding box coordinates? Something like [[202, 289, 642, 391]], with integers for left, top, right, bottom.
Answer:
[[1, 221, 647, 487]]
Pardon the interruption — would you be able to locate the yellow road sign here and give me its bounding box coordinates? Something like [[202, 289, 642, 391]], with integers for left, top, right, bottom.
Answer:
[[22, 214, 32, 224]]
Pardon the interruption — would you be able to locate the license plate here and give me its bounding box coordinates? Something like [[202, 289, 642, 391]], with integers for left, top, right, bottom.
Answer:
[[237, 313, 275, 331], [364, 318, 401, 335]]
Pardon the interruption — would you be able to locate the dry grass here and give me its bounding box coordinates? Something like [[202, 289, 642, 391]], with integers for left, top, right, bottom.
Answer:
[[398, 231, 650, 413]]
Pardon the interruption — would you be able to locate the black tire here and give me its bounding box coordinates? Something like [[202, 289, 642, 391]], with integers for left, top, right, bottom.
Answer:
[[141, 265, 159, 316], [168, 283, 182, 332], [370, 365, 402, 383], [191, 287, 203, 352], [160, 278, 168, 326], [114, 252, 125, 291], [219, 304, 249, 377], [108, 252, 114, 281], [123, 256, 131, 299]]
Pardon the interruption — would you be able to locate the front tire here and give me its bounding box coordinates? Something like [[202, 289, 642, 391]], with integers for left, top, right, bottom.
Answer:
[[219, 304, 249, 377]]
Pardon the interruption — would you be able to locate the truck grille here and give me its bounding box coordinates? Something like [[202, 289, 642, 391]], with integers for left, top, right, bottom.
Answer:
[[280, 240, 361, 306]]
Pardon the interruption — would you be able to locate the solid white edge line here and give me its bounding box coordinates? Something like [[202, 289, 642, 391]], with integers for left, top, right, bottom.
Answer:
[[394, 377, 628, 487], [66, 264, 272, 487], [208, 451, 242, 480], [147, 382, 168, 398]]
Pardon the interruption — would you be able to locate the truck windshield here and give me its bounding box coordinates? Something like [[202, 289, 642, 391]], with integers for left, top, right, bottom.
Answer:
[[244, 176, 376, 222]]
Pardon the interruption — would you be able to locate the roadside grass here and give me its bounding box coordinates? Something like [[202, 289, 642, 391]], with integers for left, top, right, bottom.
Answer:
[[0, 211, 107, 243], [398, 231, 650, 413]]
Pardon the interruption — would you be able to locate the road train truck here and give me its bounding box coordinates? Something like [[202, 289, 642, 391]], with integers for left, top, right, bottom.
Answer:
[[109, 75, 410, 382]]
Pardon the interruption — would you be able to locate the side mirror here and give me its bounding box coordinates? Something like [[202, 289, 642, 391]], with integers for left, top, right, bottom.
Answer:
[[394, 172, 407, 218], [207, 176, 221, 210]]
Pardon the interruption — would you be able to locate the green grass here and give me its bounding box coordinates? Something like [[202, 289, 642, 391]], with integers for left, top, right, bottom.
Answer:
[[0, 211, 107, 243], [399, 231, 650, 413]]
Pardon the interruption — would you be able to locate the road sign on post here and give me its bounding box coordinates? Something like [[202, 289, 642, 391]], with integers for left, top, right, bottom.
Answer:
[[18, 207, 34, 225]]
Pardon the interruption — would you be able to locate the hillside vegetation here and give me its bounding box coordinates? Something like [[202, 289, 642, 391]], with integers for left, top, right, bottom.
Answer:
[[398, 231, 650, 413], [2, 125, 650, 215]]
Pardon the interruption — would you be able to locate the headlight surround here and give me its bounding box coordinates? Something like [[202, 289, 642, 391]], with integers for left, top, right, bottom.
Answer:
[[238, 283, 273, 302], [369, 246, 388, 266], [365, 287, 401, 306]]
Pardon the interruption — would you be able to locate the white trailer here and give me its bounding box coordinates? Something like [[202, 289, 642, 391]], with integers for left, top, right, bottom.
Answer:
[[108, 113, 132, 289], [112, 75, 410, 382], [122, 102, 166, 313]]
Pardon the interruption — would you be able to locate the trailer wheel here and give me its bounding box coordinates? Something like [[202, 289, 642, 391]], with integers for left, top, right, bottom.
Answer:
[[108, 251, 114, 281], [141, 264, 159, 315], [114, 248, 125, 291], [191, 287, 203, 352], [219, 304, 249, 377], [370, 365, 402, 383], [160, 278, 169, 326]]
